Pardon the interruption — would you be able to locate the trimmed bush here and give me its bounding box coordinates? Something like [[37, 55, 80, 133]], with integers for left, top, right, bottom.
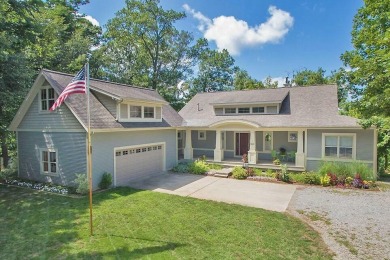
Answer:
[[188, 160, 209, 175], [172, 162, 191, 173], [232, 167, 247, 179], [75, 173, 89, 195], [99, 172, 112, 189]]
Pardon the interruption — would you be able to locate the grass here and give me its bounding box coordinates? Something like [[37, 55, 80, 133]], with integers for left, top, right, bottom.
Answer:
[[0, 185, 333, 259]]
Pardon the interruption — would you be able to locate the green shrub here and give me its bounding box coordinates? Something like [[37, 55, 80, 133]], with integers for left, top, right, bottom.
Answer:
[[279, 164, 290, 183], [318, 161, 374, 181], [288, 173, 306, 183], [208, 163, 222, 170], [320, 174, 330, 187], [273, 158, 281, 165], [188, 160, 209, 175], [172, 162, 190, 173], [304, 172, 321, 185], [99, 172, 112, 189], [264, 169, 276, 178], [0, 168, 17, 182], [253, 168, 264, 176], [74, 173, 89, 195], [351, 161, 374, 181], [318, 161, 336, 176], [232, 167, 247, 179]]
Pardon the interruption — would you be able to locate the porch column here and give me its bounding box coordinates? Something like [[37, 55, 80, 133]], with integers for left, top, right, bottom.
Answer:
[[184, 129, 193, 160], [295, 130, 305, 167], [214, 130, 223, 162], [248, 130, 257, 164]]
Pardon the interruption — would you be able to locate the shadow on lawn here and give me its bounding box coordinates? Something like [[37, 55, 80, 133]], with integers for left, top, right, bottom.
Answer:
[[0, 185, 91, 259], [71, 234, 186, 258]]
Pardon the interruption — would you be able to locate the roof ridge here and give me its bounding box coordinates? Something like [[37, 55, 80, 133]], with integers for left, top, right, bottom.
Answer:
[[42, 68, 157, 92], [194, 84, 337, 96]]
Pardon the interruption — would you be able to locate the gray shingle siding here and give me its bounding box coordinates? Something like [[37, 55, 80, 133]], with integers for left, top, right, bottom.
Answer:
[[191, 130, 216, 149], [307, 129, 374, 161], [18, 131, 87, 186], [18, 95, 83, 130]]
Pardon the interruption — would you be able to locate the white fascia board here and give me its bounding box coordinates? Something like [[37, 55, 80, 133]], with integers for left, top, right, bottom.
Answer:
[[8, 72, 46, 131]]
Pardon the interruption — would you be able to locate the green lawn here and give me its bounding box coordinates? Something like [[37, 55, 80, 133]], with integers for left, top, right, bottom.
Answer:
[[0, 185, 332, 259]]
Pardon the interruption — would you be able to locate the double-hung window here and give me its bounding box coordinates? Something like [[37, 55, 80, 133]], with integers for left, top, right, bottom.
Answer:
[[41, 149, 58, 175], [323, 134, 355, 159], [40, 87, 55, 111]]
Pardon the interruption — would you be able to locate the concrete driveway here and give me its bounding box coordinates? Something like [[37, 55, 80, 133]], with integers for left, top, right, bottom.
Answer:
[[129, 172, 296, 212]]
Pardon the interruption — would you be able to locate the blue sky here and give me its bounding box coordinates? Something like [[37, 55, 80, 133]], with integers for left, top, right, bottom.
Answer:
[[79, 0, 363, 85]]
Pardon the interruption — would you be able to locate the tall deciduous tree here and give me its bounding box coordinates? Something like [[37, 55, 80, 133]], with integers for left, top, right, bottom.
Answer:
[[233, 69, 265, 90], [191, 38, 236, 93], [292, 67, 348, 104], [0, 0, 101, 167], [340, 0, 390, 171], [98, 0, 195, 90]]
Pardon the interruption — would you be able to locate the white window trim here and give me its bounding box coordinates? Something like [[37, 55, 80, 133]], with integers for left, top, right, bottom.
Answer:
[[198, 130, 206, 140], [118, 103, 162, 122], [263, 131, 273, 152], [39, 86, 56, 113], [321, 133, 356, 160], [39, 148, 59, 176], [288, 131, 298, 142]]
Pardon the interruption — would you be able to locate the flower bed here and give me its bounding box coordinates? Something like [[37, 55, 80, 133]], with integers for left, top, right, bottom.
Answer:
[[3, 179, 69, 195]]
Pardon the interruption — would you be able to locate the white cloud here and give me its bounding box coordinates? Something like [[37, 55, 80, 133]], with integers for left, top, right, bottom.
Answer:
[[269, 77, 287, 88], [84, 15, 100, 27], [184, 5, 294, 55]]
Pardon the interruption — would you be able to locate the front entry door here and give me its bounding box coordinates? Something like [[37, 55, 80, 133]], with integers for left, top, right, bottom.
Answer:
[[235, 133, 249, 156]]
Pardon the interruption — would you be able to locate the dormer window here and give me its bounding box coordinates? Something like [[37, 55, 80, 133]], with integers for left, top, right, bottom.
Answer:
[[130, 105, 142, 118], [225, 108, 236, 114], [119, 103, 161, 122], [238, 107, 250, 114], [219, 105, 278, 115], [252, 107, 265, 113], [40, 87, 55, 111], [144, 106, 154, 118]]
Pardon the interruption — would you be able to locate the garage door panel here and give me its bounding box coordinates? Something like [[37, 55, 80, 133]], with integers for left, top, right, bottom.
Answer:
[[115, 144, 164, 186]]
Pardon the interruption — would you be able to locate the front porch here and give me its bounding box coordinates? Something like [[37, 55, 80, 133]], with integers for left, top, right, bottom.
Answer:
[[179, 156, 304, 172], [178, 127, 306, 171]]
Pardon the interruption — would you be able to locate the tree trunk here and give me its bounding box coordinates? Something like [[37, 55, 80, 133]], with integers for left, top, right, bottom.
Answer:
[[0, 131, 9, 168]]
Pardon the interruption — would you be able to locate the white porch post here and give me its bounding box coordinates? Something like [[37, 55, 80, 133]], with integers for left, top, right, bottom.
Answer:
[[248, 130, 257, 164], [214, 130, 223, 162], [184, 129, 193, 160], [295, 130, 305, 167]]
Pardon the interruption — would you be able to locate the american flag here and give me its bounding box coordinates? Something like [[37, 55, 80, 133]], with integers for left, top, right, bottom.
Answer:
[[49, 67, 86, 111]]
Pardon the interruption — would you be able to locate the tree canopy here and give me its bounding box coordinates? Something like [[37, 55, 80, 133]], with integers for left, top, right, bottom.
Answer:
[[341, 0, 390, 171]]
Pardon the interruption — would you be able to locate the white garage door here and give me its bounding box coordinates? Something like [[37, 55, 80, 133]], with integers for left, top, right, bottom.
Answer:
[[115, 144, 164, 186]]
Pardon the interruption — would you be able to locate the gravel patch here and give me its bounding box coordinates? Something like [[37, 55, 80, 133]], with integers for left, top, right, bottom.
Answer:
[[287, 186, 390, 260]]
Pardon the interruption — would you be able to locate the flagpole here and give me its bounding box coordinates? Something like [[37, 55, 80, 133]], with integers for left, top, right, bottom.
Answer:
[[86, 62, 93, 236]]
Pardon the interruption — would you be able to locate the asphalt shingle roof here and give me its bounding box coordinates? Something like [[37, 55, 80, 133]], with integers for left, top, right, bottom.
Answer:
[[42, 69, 183, 129], [179, 85, 359, 128]]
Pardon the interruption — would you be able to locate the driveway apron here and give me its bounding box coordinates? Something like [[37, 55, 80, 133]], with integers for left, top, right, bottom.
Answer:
[[129, 172, 296, 212]]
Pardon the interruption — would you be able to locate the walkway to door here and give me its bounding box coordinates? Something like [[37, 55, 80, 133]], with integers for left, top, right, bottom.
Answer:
[[129, 172, 297, 212]]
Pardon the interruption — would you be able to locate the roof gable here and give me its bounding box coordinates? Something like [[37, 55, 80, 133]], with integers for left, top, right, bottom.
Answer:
[[10, 69, 183, 131], [179, 85, 359, 128]]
